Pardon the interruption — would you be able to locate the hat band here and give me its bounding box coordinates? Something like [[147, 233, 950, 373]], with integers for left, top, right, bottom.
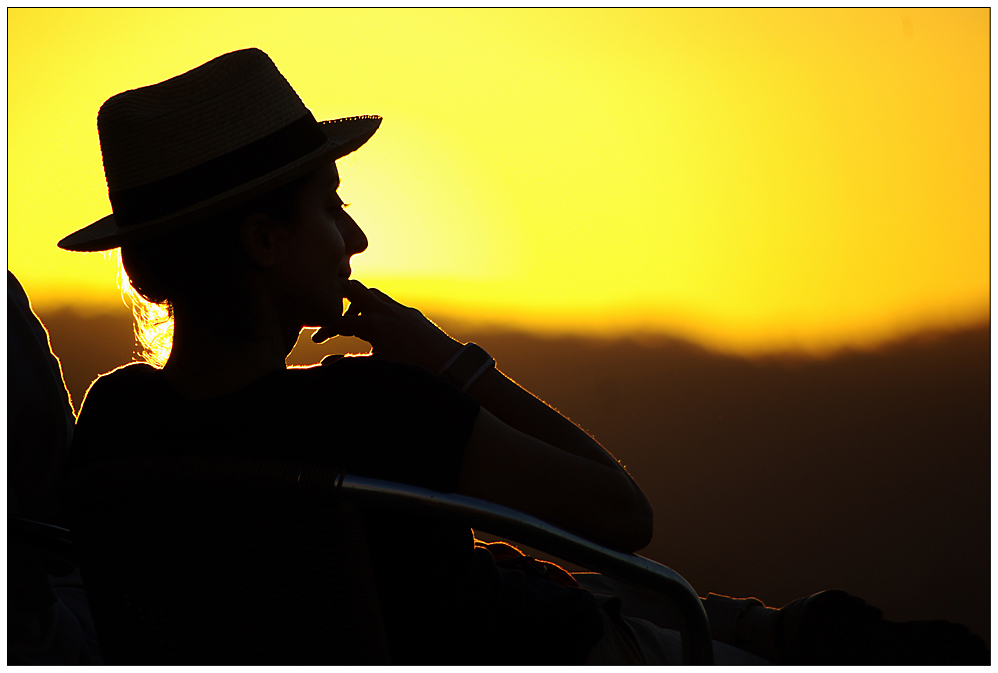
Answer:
[[109, 112, 327, 228]]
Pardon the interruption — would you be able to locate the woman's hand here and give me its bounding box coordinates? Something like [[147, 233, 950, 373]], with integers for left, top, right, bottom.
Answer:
[[316, 282, 654, 550], [312, 280, 462, 373]]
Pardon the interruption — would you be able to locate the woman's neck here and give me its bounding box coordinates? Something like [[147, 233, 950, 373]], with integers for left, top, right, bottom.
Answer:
[[161, 303, 300, 400]]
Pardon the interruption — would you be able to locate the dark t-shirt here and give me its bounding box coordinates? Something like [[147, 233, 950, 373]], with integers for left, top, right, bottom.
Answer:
[[70, 355, 602, 663]]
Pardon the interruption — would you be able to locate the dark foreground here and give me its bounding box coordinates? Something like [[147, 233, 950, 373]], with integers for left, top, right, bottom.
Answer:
[[41, 308, 990, 647]]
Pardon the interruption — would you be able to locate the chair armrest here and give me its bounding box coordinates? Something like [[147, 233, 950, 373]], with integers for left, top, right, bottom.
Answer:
[[340, 475, 714, 664]]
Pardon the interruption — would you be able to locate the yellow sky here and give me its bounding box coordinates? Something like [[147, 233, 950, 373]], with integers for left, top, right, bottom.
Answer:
[[7, 8, 990, 355]]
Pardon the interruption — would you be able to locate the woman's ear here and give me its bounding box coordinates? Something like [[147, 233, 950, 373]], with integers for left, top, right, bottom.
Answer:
[[240, 213, 286, 268]]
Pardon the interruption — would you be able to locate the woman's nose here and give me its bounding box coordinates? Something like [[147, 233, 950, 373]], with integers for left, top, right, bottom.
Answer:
[[341, 211, 368, 255]]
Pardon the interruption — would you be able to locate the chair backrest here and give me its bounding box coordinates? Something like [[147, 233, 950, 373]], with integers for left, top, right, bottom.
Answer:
[[62, 455, 391, 665]]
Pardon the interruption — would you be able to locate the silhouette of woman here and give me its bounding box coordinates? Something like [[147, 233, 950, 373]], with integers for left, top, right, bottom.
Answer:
[[59, 49, 986, 665]]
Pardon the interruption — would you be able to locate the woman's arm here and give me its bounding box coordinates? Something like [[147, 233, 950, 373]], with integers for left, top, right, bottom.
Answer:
[[460, 407, 653, 551], [323, 280, 654, 551]]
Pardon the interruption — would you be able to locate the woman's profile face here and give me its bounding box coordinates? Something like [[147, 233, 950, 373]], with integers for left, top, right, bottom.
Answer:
[[273, 161, 367, 332]]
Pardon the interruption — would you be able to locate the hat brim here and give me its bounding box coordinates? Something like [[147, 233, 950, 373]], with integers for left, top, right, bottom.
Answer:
[[58, 115, 381, 252]]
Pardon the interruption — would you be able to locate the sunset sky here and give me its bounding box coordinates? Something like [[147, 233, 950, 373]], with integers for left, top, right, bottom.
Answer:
[[7, 8, 990, 355]]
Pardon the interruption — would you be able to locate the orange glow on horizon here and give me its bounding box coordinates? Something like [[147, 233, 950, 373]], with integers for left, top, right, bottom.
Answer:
[[7, 8, 990, 356]]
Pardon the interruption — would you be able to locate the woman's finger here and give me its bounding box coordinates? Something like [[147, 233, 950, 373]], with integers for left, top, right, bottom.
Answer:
[[345, 279, 376, 303], [311, 326, 334, 343], [333, 314, 376, 342], [367, 287, 406, 307]]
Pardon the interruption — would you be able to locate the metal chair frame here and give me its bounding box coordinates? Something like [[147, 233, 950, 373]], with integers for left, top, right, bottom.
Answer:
[[63, 456, 714, 664], [341, 473, 714, 664], [10, 517, 75, 574]]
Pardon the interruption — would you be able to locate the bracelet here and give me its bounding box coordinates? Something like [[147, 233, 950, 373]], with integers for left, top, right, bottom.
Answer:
[[438, 343, 495, 392]]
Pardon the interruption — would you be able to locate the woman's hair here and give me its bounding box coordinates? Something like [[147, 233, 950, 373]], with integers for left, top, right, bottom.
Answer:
[[120, 173, 312, 367]]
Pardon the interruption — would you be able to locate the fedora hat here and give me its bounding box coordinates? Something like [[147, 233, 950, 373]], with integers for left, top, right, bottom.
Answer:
[[59, 48, 381, 252]]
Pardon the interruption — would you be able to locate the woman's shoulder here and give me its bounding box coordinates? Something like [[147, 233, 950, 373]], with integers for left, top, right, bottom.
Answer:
[[96, 361, 158, 380], [291, 353, 429, 384], [84, 362, 161, 401], [289, 353, 479, 417], [70, 363, 167, 468], [75, 362, 168, 426]]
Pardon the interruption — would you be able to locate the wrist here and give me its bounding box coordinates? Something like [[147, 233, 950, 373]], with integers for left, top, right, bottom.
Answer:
[[426, 337, 463, 373], [438, 342, 495, 392]]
